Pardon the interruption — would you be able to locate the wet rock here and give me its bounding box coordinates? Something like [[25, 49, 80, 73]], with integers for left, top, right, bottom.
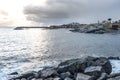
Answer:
[[34, 72, 41, 78], [57, 56, 112, 74], [57, 56, 95, 73], [94, 57, 112, 74], [27, 76, 34, 80], [85, 28, 106, 34], [32, 78, 43, 80], [84, 66, 103, 77], [10, 56, 112, 80], [107, 73, 120, 78], [9, 72, 18, 75], [21, 78, 27, 80], [10, 71, 36, 80], [54, 77, 61, 80], [107, 76, 120, 80], [76, 73, 92, 80], [64, 77, 73, 80], [40, 68, 58, 78], [108, 57, 120, 60], [97, 73, 107, 80], [45, 78, 54, 80], [70, 29, 80, 32], [59, 72, 71, 79], [94, 30, 105, 34]]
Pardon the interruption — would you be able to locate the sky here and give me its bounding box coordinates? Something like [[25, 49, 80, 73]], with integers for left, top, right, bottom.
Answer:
[[0, 0, 120, 26]]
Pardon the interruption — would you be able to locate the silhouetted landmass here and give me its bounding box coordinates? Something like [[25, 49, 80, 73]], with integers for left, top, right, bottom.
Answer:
[[14, 26, 50, 30]]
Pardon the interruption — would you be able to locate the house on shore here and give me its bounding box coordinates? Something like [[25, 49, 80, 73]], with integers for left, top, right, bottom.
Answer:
[[108, 22, 119, 30]]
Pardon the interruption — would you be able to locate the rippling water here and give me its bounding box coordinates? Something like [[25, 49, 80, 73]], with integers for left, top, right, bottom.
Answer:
[[0, 28, 120, 79]]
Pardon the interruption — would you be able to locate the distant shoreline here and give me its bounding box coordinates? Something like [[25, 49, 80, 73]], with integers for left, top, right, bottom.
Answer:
[[14, 27, 50, 30]]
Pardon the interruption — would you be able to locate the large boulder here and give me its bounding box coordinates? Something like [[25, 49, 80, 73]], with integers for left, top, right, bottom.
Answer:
[[94, 57, 112, 74], [57, 56, 95, 73], [40, 68, 58, 78], [59, 72, 72, 79], [57, 56, 112, 75], [76, 73, 92, 80], [84, 66, 103, 77], [108, 57, 120, 60], [64, 77, 73, 80], [86, 28, 106, 34], [10, 71, 36, 80], [97, 73, 107, 80], [107, 76, 120, 80]]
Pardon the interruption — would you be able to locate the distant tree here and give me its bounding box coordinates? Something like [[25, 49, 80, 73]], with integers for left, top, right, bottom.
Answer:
[[108, 18, 112, 23]]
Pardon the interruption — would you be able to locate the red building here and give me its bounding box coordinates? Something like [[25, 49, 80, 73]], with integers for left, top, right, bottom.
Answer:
[[108, 23, 119, 30]]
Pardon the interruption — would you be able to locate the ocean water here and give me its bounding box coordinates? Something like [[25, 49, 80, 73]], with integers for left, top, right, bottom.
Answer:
[[0, 28, 120, 79]]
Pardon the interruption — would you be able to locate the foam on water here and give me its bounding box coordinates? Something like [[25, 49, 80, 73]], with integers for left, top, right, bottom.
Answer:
[[1, 28, 120, 79], [110, 60, 120, 73]]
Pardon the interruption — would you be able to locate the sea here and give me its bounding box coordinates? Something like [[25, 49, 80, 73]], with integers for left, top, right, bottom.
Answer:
[[0, 27, 120, 79]]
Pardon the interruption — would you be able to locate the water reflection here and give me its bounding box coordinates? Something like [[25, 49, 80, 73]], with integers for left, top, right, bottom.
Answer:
[[1, 28, 120, 79], [23, 29, 50, 58]]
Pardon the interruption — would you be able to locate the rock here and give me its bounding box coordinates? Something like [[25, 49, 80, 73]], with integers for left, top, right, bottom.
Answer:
[[9, 72, 18, 75], [86, 28, 106, 34], [108, 57, 120, 60], [45, 78, 54, 80], [107, 76, 120, 80], [21, 78, 27, 80], [10, 56, 112, 80], [85, 28, 100, 33], [10, 71, 38, 80], [40, 68, 58, 78], [34, 72, 40, 78], [95, 57, 112, 74], [76, 73, 92, 80], [64, 77, 73, 80], [57, 56, 95, 73], [27, 76, 34, 80], [57, 56, 112, 74], [54, 77, 61, 80], [59, 72, 71, 79], [97, 73, 107, 80], [84, 66, 103, 77], [32, 78, 43, 80], [107, 73, 120, 78], [70, 29, 80, 32], [11, 72, 35, 79], [94, 30, 105, 34]]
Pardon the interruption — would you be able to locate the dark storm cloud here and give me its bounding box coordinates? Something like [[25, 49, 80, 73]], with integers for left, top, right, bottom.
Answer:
[[24, 0, 87, 24], [24, 0, 86, 18], [24, 0, 120, 25]]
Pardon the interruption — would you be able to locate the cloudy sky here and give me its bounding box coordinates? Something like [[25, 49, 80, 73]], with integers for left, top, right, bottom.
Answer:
[[0, 0, 120, 26]]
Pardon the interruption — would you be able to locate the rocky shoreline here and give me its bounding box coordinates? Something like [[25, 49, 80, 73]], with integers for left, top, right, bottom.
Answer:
[[69, 26, 120, 34], [9, 56, 120, 80], [14, 23, 120, 34]]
